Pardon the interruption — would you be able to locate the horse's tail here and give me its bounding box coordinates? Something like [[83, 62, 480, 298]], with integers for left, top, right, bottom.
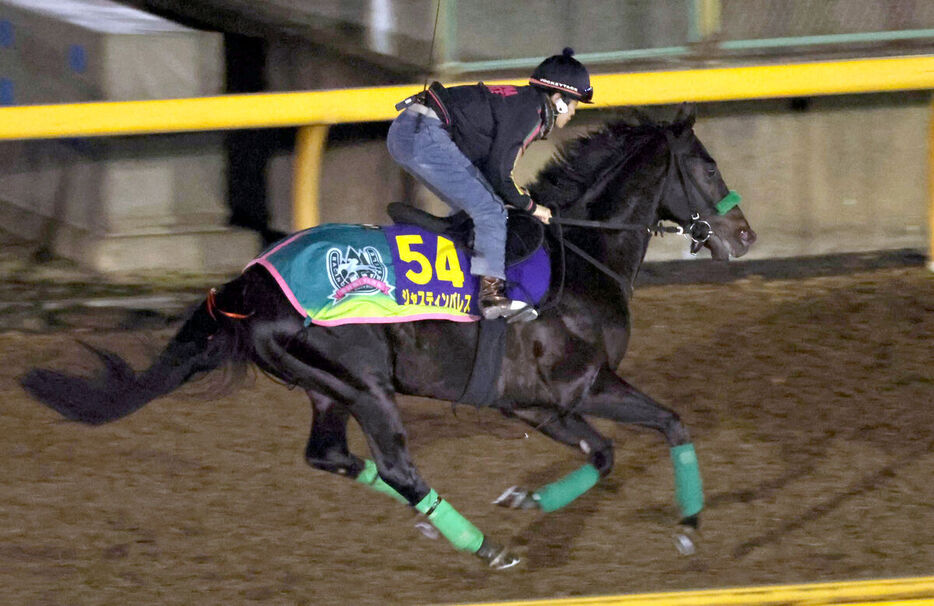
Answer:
[[21, 277, 255, 425]]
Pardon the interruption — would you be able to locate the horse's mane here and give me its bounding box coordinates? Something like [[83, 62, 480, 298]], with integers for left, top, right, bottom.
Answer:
[[529, 108, 686, 212]]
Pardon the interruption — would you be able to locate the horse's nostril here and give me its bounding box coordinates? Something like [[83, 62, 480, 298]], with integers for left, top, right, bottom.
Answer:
[[740, 229, 757, 245]]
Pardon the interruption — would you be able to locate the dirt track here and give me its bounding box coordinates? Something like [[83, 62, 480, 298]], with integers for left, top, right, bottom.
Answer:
[[1, 258, 932, 605]]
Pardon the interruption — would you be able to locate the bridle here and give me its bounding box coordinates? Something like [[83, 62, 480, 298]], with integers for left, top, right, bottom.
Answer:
[[551, 130, 719, 242], [542, 128, 735, 303]]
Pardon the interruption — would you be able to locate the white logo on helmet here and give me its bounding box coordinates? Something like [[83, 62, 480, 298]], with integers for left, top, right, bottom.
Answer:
[[533, 77, 580, 94]]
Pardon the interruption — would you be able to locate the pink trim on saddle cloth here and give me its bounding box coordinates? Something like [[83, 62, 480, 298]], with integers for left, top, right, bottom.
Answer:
[[244, 231, 315, 318], [244, 258, 481, 326], [245, 229, 484, 326], [252, 230, 307, 260], [245, 258, 308, 319], [311, 312, 479, 327]]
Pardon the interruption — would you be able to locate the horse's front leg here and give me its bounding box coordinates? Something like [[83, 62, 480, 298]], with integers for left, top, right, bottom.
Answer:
[[494, 407, 614, 512], [574, 367, 703, 530]]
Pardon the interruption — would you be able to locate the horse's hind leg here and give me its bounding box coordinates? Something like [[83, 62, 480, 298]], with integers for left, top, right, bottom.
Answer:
[[574, 367, 702, 527], [303, 390, 407, 504], [305, 392, 408, 504], [261, 322, 518, 567], [495, 407, 614, 512], [300, 379, 518, 568]]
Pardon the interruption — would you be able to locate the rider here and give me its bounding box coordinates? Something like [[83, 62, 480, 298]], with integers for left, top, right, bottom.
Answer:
[[387, 48, 593, 320]]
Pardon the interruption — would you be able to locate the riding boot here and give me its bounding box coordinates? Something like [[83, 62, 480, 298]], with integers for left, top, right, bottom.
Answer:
[[478, 276, 534, 321]]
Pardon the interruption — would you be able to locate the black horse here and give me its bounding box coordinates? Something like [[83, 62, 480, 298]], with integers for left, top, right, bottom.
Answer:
[[22, 105, 756, 569]]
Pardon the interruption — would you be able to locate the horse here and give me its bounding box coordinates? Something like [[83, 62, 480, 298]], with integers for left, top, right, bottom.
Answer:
[[21, 104, 756, 569]]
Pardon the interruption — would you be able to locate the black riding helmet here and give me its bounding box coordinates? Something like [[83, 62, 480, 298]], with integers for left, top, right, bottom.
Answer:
[[529, 47, 593, 103]]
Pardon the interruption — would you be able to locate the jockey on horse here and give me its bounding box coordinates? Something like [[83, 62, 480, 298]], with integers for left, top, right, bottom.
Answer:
[[387, 48, 592, 321]]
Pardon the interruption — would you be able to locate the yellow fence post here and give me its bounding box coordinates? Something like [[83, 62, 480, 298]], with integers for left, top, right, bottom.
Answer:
[[700, 0, 721, 39], [689, 0, 720, 42], [930, 96, 934, 271], [292, 124, 329, 231]]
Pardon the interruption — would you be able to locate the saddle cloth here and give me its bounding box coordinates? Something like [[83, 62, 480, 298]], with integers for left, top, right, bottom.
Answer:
[[247, 222, 550, 327]]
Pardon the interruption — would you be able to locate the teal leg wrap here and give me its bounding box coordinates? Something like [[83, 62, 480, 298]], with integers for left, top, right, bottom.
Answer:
[[532, 464, 600, 513], [354, 459, 408, 505], [671, 443, 704, 518], [415, 490, 484, 553]]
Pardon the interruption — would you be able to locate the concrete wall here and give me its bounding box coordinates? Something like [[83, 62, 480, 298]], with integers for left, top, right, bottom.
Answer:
[[247, 9, 931, 262], [0, 0, 928, 269], [264, 36, 416, 234], [187, 0, 934, 67], [514, 91, 931, 261], [454, 0, 688, 59], [0, 0, 259, 273], [273, 91, 930, 263], [694, 93, 930, 260]]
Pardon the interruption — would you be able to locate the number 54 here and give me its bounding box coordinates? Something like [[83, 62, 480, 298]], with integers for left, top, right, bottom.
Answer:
[[395, 235, 464, 288]]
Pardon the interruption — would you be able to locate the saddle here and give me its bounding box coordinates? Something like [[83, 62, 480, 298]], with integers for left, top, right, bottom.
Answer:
[[386, 203, 545, 267], [385, 202, 547, 407]]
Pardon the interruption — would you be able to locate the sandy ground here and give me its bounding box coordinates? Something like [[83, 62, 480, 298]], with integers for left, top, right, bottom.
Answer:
[[1, 249, 932, 605]]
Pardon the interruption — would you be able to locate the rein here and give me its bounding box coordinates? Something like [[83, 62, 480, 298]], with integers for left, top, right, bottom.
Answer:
[[549, 216, 685, 235], [540, 128, 739, 303], [541, 131, 684, 304]]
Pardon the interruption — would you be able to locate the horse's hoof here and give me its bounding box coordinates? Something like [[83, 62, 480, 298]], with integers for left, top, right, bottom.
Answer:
[[674, 531, 696, 556], [674, 519, 699, 556], [492, 485, 538, 510], [489, 549, 521, 570], [476, 538, 521, 570], [414, 521, 439, 540]]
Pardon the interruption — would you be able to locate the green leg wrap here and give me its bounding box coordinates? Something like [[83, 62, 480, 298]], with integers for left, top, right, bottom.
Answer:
[[671, 443, 704, 518], [354, 459, 408, 505], [415, 490, 485, 553], [532, 464, 600, 513]]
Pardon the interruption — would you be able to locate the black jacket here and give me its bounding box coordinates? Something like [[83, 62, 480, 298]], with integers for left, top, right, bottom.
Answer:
[[424, 82, 552, 212]]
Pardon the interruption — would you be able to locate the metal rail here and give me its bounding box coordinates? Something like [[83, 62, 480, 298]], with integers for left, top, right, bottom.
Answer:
[[445, 575, 934, 606], [1, 56, 933, 139]]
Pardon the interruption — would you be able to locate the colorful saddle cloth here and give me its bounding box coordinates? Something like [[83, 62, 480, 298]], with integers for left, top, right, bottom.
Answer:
[[247, 223, 550, 326]]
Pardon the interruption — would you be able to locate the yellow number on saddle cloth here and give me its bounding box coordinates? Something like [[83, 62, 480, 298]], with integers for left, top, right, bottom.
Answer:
[[395, 235, 432, 284], [394, 234, 465, 288], [434, 236, 464, 288]]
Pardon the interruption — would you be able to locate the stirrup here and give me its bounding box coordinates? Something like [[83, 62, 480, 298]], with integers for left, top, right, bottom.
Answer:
[[507, 306, 538, 324], [480, 298, 530, 321]]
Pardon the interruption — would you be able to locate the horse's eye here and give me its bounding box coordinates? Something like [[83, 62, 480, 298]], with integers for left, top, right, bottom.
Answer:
[[706, 166, 718, 177]]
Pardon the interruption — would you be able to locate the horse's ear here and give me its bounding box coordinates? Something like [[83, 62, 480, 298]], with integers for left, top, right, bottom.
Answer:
[[672, 103, 696, 135], [671, 103, 697, 137]]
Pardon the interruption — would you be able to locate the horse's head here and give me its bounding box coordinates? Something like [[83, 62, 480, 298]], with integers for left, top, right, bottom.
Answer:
[[659, 104, 756, 260], [531, 108, 756, 269]]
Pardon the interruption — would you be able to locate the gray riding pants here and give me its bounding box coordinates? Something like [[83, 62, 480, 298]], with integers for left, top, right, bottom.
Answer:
[[386, 108, 507, 279]]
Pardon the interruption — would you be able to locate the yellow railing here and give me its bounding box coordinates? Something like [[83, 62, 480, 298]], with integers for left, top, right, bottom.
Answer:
[[1, 56, 932, 139], [0, 55, 932, 263], [445, 575, 934, 606]]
